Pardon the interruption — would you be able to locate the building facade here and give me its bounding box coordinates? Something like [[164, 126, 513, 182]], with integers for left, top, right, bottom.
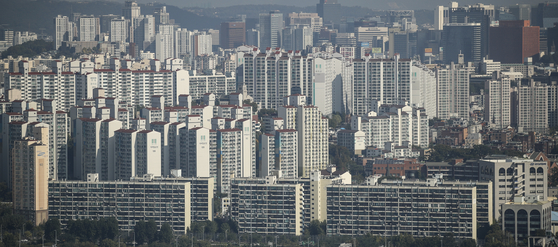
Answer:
[[48, 175, 191, 233]]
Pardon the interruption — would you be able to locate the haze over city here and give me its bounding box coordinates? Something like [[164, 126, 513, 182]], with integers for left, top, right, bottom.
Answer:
[[0, 0, 557, 246]]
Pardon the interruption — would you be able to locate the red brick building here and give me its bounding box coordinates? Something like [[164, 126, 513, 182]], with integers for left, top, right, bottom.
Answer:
[[489, 20, 540, 63]]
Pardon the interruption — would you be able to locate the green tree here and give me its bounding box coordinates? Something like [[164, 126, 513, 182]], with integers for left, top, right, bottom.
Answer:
[[44, 218, 61, 243], [205, 220, 218, 235], [243, 100, 258, 113], [145, 219, 158, 243], [483, 222, 514, 247], [134, 220, 147, 244], [159, 223, 174, 244], [0, 182, 12, 202], [1, 40, 54, 59], [257, 108, 277, 118], [329, 114, 342, 129], [2, 232, 17, 247], [100, 238, 119, 247], [460, 239, 477, 247], [306, 220, 326, 235], [99, 217, 119, 240], [442, 233, 456, 247]]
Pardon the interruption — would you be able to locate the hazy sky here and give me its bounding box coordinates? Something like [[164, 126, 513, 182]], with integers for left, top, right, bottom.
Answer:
[[133, 0, 539, 9]]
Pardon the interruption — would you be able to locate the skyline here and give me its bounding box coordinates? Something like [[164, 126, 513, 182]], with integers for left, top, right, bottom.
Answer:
[[118, 0, 538, 9]]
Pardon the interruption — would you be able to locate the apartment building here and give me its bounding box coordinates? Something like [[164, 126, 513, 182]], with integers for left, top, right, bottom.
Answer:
[[352, 55, 436, 116], [278, 95, 329, 177], [216, 128, 243, 194], [134, 173, 215, 222], [241, 49, 312, 109], [484, 74, 511, 130], [48, 174, 191, 233], [0, 98, 69, 185], [337, 130, 366, 155], [187, 70, 236, 102], [114, 129, 161, 179], [260, 129, 299, 178], [5, 61, 76, 111], [12, 127, 49, 225], [230, 176, 305, 235], [351, 104, 429, 149], [513, 80, 548, 134], [326, 177, 483, 239], [74, 118, 123, 180], [436, 63, 470, 120], [478, 156, 547, 220], [78, 59, 188, 107]]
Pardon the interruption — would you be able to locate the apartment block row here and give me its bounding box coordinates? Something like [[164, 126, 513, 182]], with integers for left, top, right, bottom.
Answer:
[[0, 95, 68, 186], [70, 93, 256, 195], [48, 173, 215, 233], [4, 58, 236, 112], [346, 103, 429, 155]]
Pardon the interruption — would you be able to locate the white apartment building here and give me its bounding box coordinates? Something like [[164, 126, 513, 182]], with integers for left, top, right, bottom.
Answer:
[[54, 15, 73, 50], [478, 157, 547, 220], [351, 104, 429, 149], [179, 127, 214, 178], [110, 17, 129, 42], [155, 24, 174, 60], [436, 63, 470, 120], [79, 16, 98, 42], [134, 15, 156, 52], [114, 129, 161, 179], [260, 133, 275, 177], [549, 82, 558, 129], [514, 80, 548, 134], [352, 55, 436, 117], [313, 54, 343, 117], [241, 48, 312, 109], [337, 130, 366, 155], [79, 59, 188, 107], [5, 61, 76, 111], [187, 70, 236, 102], [174, 28, 192, 58], [279, 95, 329, 177], [193, 32, 212, 56], [216, 129, 243, 194], [1, 98, 68, 185], [260, 129, 299, 178], [74, 118, 123, 181], [484, 74, 511, 129]]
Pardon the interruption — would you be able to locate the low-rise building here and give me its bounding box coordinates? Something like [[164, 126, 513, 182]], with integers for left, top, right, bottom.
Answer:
[[230, 176, 305, 235], [326, 175, 487, 240], [502, 195, 552, 243], [48, 174, 191, 233]]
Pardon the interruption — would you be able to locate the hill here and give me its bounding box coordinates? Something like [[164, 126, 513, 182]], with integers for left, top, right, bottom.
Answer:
[[0, 0, 224, 36]]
